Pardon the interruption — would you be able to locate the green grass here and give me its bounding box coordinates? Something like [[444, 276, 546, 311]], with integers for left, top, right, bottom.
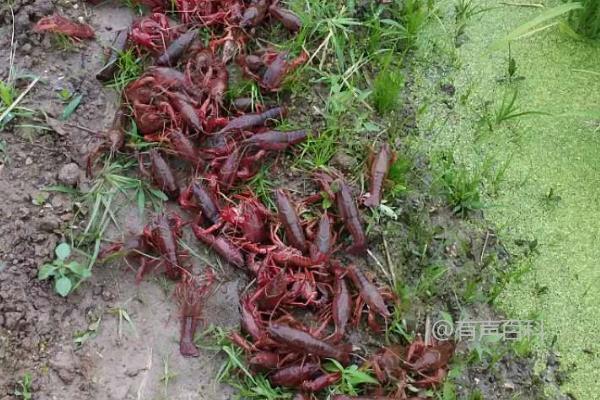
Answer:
[[490, 89, 545, 128], [279, 0, 432, 174], [44, 158, 166, 280], [567, 0, 600, 39], [199, 326, 292, 400], [0, 79, 36, 129], [372, 66, 405, 114], [225, 79, 263, 112], [246, 165, 276, 209], [51, 33, 77, 52], [107, 49, 145, 93], [435, 153, 484, 216], [14, 372, 32, 400], [396, 0, 431, 49], [325, 360, 379, 396], [386, 154, 411, 198], [160, 355, 177, 396]]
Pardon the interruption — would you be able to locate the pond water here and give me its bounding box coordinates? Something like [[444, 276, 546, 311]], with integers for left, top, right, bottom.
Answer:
[[413, 1, 600, 397]]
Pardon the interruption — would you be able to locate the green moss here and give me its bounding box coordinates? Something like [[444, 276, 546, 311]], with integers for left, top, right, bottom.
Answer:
[[412, 1, 600, 397]]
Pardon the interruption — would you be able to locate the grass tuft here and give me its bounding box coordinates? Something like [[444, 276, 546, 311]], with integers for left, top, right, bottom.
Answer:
[[435, 153, 484, 216], [107, 49, 145, 93], [372, 67, 404, 114], [567, 0, 600, 39]]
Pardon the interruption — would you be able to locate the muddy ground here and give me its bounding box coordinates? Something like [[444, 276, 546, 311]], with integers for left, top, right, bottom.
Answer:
[[0, 1, 572, 400], [0, 1, 240, 399]]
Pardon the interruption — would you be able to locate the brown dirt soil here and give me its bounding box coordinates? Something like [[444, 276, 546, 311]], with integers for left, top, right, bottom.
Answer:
[[0, 1, 239, 399]]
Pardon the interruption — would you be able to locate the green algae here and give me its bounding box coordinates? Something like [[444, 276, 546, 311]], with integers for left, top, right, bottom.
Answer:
[[411, 1, 600, 398]]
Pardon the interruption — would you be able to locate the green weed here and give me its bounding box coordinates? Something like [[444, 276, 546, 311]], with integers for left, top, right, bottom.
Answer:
[[454, 0, 487, 43], [43, 158, 166, 293], [225, 79, 263, 113], [435, 154, 484, 216], [247, 165, 276, 209], [326, 359, 379, 396], [362, 7, 411, 55], [468, 334, 505, 366], [76, 159, 165, 258], [73, 316, 102, 347], [387, 153, 411, 198], [160, 355, 177, 396], [58, 88, 73, 102], [437, 380, 457, 400], [567, 0, 600, 39], [38, 243, 91, 297], [0, 79, 36, 128], [497, 44, 525, 84], [388, 308, 414, 342], [372, 67, 404, 114], [416, 264, 448, 298], [294, 3, 362, 72], [107, 49, 145, 92], [511, 336, 535, 358], [61, 94, 83, 120], [491, 89, 543, 127], [396, 0, 430, 49], [297, 127, 338, 169], [200, 326, 292, 400], [14, 373, 32, 400], [51, 33, 76, 51], [108, 304, 137, 339], [541, 187, 562, 209], [455, 0, 483, 23], [484, 154, 512, 197]]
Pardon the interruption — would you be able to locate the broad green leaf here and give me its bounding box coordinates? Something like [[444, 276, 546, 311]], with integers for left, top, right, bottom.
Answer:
[[55, 243, 71, 260], [55, 276, 72, 296], [38, 263, 57, 280], [345, 366, 378, 385], [60, 94, 83, 120], [66, 261, 91, 278]]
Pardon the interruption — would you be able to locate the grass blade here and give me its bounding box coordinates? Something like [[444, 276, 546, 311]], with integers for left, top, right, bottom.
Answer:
[[61, 94, 83, 120], [491, 2, 583, 48]]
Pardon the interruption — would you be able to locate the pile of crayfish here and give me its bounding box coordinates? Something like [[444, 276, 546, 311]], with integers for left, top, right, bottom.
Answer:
[[42, 0, 460, 398]]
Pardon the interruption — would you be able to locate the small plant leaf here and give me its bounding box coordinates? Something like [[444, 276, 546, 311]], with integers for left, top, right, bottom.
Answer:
[[136, 189, 145, 215], [60, 94, 83, 120], [55, 243, 71, 260], [379, 204, 398, 220], [66, 261, 91, 278], [149, 188, 168, 201], [508, 57, 516, 78], [0, 81, 14, 107], [55, 276, 72, 296], [38, 263, 56, 280]]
